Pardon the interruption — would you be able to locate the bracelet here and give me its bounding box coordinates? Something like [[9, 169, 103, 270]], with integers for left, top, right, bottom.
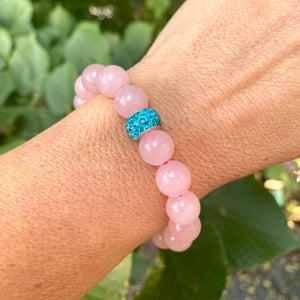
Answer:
[[73, 64, 201, 252]]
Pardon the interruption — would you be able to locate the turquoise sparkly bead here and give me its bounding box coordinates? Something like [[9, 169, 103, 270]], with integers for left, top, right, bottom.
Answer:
[[126, 108, 162, 140]]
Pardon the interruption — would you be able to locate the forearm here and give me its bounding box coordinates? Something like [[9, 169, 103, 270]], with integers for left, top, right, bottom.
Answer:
[[0, 96, 168, 299], [0, 64, 298, 299]]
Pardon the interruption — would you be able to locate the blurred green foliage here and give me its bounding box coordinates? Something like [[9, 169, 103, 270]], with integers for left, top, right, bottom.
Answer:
[[0, 0, 160, 153], [0, 1, 299, 299], [32, 0, 182, 33]]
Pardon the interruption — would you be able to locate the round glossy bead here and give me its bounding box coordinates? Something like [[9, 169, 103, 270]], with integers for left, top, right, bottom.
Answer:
[[164, 227, 192, 252], [114, 85, 148, 118], [152, 229, 168, 249], [168, 218, 201, 243], [98, 65, 129, 97], [155, 160, 191, 197], [138, 129, 174, 166], [166, 191, 200, 225], [74, 76, 96, 100], [73, 95, 86, 109], [82, 64, 104, 93]]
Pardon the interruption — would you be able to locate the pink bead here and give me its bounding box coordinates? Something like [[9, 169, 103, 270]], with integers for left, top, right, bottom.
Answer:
[[138, 130, 174, 166], [164, 227, 192, 252], [114, 85, 148, 118], [74, 76, 96, 101], [73, 95, 86, 109], [152, 229, 168, 249], [168, 218, 201, 243], [166, 191, 200, 225], [97, 65, 129, 98], [82, 64, 104, 93], [155, 160, 191, 197]]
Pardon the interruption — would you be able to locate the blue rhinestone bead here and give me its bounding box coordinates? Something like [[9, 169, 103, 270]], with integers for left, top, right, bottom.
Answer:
[[126, 108, 161, 140]]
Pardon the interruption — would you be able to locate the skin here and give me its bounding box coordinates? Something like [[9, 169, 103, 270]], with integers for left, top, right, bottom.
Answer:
[[0, 0, 299, 298]]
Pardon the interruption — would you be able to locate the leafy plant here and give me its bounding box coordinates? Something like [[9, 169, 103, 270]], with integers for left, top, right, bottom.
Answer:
[[0, 0, 154, 152], [0, 1, 299, 299]]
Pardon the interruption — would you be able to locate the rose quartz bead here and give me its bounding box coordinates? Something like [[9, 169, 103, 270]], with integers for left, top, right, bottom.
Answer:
[[82, 64, 104, 93], [166, 191, 200, 225], [168, 218, 201, 243], [155, 160, 191, 197], [74, 76, 96, 100], [152, 229, 168, 249], [114, 85, 148, 118], [164, 227, 192, 252], [138, 130, 174, 166], [73, 95, 86, 109], [97, 65, 129, 97]]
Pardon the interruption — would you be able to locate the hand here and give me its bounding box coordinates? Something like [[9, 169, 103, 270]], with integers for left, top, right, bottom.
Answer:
[[129, 0, 300, 197]]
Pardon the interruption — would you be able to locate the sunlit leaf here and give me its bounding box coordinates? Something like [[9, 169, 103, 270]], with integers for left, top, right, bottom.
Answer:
[[45, 62, 77, 114], [123, 21, 153, 62], [0, 27, 12, 58], [48, 4, 74, 38], [10, 35, 50, 96], [202, 176, 300, 269], [65, 21, 111, 73], [0, 0, 33, 36]]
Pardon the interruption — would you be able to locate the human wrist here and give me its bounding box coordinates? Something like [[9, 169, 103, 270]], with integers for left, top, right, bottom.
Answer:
[[0, 95, 170, 298], [127, 60, 229, 197], [127, 54, 300, 196]]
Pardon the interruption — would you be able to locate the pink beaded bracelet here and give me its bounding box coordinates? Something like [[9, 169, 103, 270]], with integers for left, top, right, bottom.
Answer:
[[74, 64, 201, 252]]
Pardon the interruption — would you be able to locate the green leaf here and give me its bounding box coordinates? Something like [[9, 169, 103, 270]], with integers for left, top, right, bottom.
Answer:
[[16, 108, 62, 140], [45, 62, 77, 114], [49, 42, 66, 68], [262, 164, 283, 180], [104, 32, 133, 69], [82, 287, 120, 300], [0, 70, 16, 106], [0, 27, 12, 58], [202, 176, 300, 270], [130, 253, 155, 285], [65, 21, 111, 74], [48, 5, 74, 39], [145, 0, 171, 19], [0, 106, 25, 129], [10, 35, 50, 96], [32, 0, 52, 28], [136, 224, 227, 300], [112, 49, 133, 70], [36, 26, 60, 48], [123, 21, 153, 63], [82, 253, 132, 300], [0, 0, 33, 36], [0, 139, 26, 155]]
